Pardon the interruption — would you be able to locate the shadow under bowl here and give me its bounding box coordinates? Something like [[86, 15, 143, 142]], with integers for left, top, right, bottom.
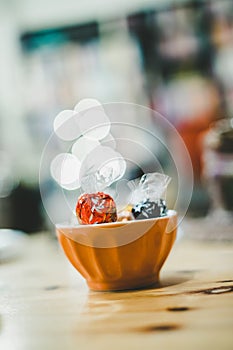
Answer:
[[56, 210, 177, 291]]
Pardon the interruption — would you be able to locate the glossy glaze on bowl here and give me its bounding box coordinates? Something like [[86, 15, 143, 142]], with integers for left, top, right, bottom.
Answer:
[[56, 211, 177, 291]]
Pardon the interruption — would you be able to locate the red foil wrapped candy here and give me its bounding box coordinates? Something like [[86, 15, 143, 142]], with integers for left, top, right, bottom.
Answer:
[[76, 192, 117, 225]]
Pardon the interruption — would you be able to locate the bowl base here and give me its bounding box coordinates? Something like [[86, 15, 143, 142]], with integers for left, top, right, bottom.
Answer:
[[87, 274, 159, 291]]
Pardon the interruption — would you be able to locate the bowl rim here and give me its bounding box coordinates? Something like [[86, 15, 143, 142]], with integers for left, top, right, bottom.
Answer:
[[56, 209, 177, 229]]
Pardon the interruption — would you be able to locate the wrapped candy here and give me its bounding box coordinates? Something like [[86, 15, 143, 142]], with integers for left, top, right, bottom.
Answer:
[[79, 146, 126, 193], [75, 173, 171, 225], [132, 199, 167, 220], [128, 173, 171, 220], [117, 205, 134, 222], [76, 192, 117, 225]]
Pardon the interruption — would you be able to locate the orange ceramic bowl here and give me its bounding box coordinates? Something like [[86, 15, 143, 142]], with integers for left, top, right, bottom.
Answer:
[[56, 210, 177, 291]]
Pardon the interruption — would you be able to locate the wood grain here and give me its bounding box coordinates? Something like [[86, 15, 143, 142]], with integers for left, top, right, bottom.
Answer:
[[0, 232, 232, 350]]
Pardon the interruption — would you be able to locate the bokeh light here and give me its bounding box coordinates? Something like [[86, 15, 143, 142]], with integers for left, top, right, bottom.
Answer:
[[72, 136, 100, 161], [53, 110, 80, 141], [50, 153, 81, 190]]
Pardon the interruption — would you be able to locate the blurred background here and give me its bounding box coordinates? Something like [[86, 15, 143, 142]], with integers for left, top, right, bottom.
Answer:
[[0, 0, 233, 233]]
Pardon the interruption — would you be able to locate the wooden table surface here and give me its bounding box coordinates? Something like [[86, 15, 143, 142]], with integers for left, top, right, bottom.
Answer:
[[0, 229, 233, 350]]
